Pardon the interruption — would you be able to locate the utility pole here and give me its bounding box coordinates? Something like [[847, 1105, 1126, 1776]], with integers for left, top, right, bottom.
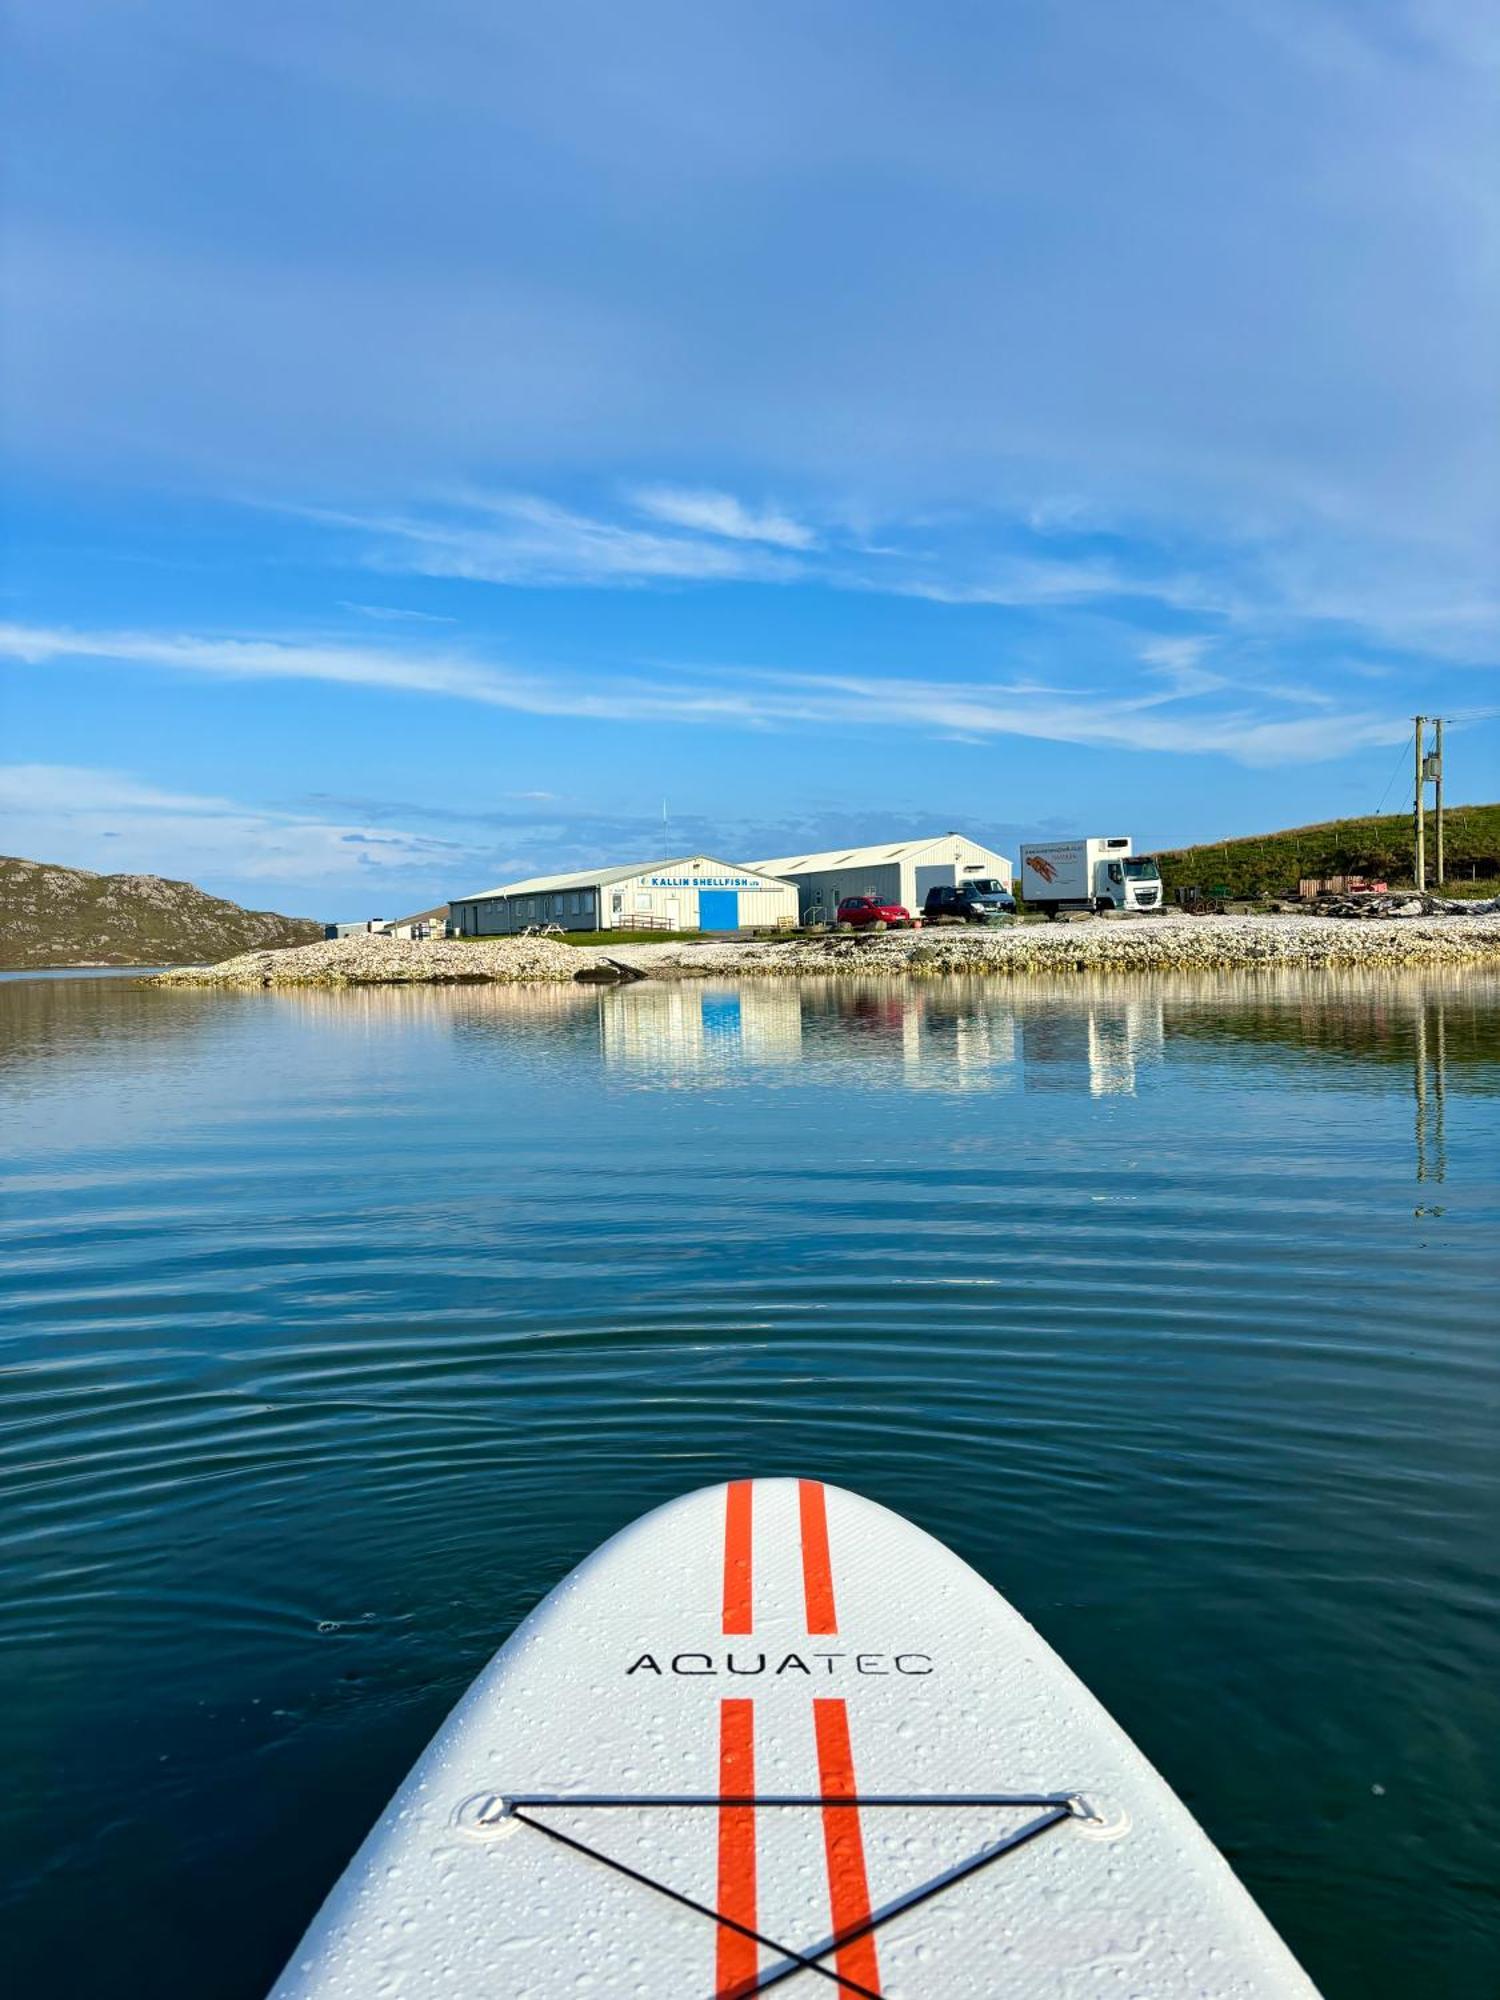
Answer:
[[1413, 716, 1426, 892], [1434, 717, 1445, 887]]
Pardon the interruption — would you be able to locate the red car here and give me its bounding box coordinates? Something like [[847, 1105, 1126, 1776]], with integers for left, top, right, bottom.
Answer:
[[836, 895, 913, 930]]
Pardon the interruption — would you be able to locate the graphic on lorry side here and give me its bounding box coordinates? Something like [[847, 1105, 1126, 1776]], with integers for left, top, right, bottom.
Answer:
[[1025, 855, 1058, 882]]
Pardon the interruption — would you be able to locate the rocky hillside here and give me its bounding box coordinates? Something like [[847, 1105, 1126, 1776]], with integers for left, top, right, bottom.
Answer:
[[1151, 803, 1500, 902], [0, 855, 324, 969]]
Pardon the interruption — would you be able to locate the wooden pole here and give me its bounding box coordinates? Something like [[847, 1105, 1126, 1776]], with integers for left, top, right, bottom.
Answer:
[[1413, 716, 1426, 892], [1434, 717, 1445, 887]]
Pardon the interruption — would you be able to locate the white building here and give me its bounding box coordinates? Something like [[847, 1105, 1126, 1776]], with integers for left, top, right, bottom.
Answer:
[[748, 833, 1013, 922], [449, 855, 799, 936], [381, 905, 449, 940]]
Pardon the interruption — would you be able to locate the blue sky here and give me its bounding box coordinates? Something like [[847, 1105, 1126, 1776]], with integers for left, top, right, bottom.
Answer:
[[2, 0, 1497, 918]]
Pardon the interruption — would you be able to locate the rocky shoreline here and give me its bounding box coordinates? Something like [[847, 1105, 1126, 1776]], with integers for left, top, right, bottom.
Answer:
[[153, 911, 1500, 988], [153, 932, 589, 985]]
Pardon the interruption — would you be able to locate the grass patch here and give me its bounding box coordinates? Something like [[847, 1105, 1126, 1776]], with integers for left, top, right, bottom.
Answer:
[[544, 928, 762, 946], [1150, 802, 1500, 901]]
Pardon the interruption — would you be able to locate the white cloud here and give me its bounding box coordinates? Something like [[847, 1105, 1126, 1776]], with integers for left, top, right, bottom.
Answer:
[[1139, 636, 1213, 675], [269, 484, 1500, 661], [630, 485, 817, 549], [313, 492, 807, 589], [338, 601, 457, 624], [0, 763, 464, 890], [0, 621, 1415, 766], [0, 620, 771, 724]]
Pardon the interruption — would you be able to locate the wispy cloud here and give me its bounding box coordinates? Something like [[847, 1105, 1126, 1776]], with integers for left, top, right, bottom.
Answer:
[[292, 486, 1500, 663], [0, 620, 1414, 766], [303, 487, 1229, 612], [630, 485, 817, 549], [311, 492, 807, 589], [338, 601, 457, 624], [0, 763, 466, 891]]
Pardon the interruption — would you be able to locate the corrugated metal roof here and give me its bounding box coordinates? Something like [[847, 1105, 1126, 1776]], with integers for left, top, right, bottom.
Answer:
[[384, 904, 449, 928], [749, 834, 996, 874], [454, 856, 792, 902]]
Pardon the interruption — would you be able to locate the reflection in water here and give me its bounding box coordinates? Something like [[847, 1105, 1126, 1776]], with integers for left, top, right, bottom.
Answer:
[[599, 982, 804, 1079], [601, 979, 1163, 1095], [1415, 996, 1447, 1196], [590, 970, 1495, 1109]]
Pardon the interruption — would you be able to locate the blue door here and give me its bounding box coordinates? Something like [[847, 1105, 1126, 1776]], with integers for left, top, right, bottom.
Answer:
[[697, 889, 739, 931]]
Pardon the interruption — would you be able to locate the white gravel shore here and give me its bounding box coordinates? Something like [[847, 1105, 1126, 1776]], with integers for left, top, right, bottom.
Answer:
[[154, 932, 588, 985], [154, 912, 1500, 987], [624, 911, 1500, 977]]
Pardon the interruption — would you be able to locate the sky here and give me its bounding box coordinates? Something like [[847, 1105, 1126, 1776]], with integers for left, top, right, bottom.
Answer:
[[2, 0, 1497, 920]]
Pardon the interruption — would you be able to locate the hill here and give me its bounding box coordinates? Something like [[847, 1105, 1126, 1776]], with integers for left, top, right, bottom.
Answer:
[[1151, 803, 1500, 902], [0, 856, 324, 970]]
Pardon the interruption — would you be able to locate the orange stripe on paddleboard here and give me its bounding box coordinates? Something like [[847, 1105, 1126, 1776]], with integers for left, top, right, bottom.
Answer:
[[715, 1698, 759, 2000], [723, 1480, 754, 1634], [813, 1698, 882, 1996], [798, 1479, 837, 1634]]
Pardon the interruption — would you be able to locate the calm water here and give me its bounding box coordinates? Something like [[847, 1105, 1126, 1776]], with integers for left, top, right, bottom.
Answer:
[[2, 970, 1497, 1998]]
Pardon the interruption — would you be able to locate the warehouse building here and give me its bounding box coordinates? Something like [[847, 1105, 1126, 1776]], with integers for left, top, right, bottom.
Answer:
[[323, 917, 387, 939], [381, 905, 450, 940], [449, 855, 799, 936], [748, 833, 1014, 922]]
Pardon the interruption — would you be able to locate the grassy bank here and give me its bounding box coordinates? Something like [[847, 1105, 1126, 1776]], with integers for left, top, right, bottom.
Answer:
[[1152, 802, 1500, 901]]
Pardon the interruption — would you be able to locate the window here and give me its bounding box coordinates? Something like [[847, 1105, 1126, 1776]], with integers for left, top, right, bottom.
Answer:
[[1107, 863, 1124, 884], [635, 892, 653, 911]]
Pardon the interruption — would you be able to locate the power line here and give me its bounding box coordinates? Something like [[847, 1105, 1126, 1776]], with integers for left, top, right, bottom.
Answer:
[[1374, 724, 1414, 816]]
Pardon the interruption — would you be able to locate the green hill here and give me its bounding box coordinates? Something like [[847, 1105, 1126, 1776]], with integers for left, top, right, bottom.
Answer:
[[1150, 803, 1500, 901], [0, 855, 324, 969]]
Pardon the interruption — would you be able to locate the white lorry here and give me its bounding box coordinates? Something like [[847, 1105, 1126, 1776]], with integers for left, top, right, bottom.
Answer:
[[1018, 836, 1164, 916]]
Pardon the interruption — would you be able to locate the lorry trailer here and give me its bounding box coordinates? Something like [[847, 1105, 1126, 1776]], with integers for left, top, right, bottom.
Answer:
[[1019, 836, 1163, 915]]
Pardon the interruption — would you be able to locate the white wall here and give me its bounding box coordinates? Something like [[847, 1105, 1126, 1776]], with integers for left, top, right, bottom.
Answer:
[[781, 861, 904, 920], [605, 867, 797, 930], [770, 837, 1012, 921], [458, 864, 797, 934]]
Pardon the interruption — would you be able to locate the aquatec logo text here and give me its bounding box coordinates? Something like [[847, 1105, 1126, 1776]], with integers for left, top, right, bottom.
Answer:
[[626, 1651, 933, 1677]]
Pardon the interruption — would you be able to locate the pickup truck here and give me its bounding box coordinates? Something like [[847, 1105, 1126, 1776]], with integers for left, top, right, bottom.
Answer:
[[923, 881, 1016, 923], [836, 896, 914, 931]]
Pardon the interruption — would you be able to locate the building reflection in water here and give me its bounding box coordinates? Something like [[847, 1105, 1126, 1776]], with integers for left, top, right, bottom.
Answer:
[[1016, 989, 1164, 1098], [592, 973, 1485, 1145], [599, 982, 805, 1083], [599, 979, 1165, 1098]]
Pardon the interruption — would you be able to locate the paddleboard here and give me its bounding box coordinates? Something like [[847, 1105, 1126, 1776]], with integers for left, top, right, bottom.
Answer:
[[272, 1479, 1320, 1997]]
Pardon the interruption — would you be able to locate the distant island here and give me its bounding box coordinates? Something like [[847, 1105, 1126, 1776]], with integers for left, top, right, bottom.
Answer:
[[0, 855, 323, 970]]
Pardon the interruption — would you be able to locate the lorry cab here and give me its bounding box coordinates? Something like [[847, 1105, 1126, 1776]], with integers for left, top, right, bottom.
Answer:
[[1106, 857, 1162, 910]]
